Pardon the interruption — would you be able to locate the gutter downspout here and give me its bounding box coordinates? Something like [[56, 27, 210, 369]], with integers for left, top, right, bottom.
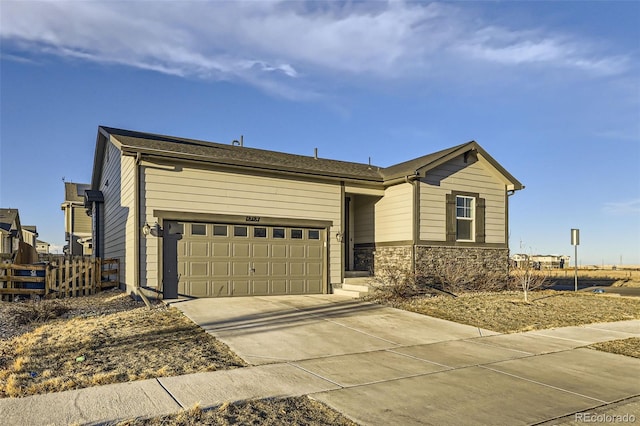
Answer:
[[134, 152, 152, 309], [407, 173, 420, 275], [505, 187, 523, 280]]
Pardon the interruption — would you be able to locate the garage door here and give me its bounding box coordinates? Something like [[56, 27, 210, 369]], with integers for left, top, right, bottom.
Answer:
[[176, 222, 325, 297]]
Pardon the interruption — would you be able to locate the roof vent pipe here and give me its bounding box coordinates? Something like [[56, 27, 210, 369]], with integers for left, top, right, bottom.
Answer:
[[231, 135, 244, 147], [314, 148, 318, 159], [368, 157, 372, 170]]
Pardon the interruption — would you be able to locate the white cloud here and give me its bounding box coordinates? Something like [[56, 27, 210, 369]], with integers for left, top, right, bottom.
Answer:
[[0, 1, 632, 98], [604, 199, 640, 215], [457, 26, 629, 76]]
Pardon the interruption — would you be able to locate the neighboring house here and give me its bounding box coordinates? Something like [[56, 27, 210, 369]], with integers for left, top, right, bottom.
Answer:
[[22, 226, 38, 248], [511, 254, 570, 269], [36, 239, 51, 254], [61, 182, 92, 256], [0, 208, 22, 257], [87, 126, 523, 299]]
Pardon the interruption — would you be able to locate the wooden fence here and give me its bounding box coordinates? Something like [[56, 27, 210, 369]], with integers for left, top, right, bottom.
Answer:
[[0, 258, 120, 301]]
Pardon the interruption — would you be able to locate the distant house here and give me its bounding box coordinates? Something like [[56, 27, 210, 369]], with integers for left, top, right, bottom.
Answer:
[[86, 126, 524, 299], [0, 208, 38, 263], [22, 225, 38, 248], [36, 239, 50, 254], [61, 182, 92, 256], [511, 253, 570, 269], [0, 208, 22, 257]]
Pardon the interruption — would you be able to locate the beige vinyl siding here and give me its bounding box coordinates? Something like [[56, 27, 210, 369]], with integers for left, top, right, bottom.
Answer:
[[141, 164, 341, 288], [73, 208, 92, 234], [420, 155, 506, 243], [21, 230, 37, 247], [101, 141, 136, 285], [375, 183, 413, 243], [353, 194, 376, 244]]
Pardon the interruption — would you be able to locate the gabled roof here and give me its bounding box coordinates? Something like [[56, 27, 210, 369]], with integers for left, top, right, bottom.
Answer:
[[99, 126, 383, 183], [92, 126, 523, 190], [0, 208, 20, 233], [64, 182, 91, 203], [382, 141, 524, 190]]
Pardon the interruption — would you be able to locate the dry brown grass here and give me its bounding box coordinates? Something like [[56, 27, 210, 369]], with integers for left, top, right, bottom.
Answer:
[[548, 268, 640, 287], [365, 290, 640, 333], [115, 397, 359, 426], [0, 291, 360, 424], [0, 291, 246, 398], [590, 338, 640, 359]]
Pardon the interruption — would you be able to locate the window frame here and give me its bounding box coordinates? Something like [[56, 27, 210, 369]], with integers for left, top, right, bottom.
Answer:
[[446, 191, 485, 244], [455, 195, 475, 242]]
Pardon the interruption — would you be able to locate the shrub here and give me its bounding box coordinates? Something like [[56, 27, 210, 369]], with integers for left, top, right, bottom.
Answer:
[[368, 266, 424, 299], [431, 262, 508, 293], [7, 299, 70, 326]]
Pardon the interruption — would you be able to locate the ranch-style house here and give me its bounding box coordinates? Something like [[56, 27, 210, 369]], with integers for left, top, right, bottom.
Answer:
[[85, 126, 523, 299]]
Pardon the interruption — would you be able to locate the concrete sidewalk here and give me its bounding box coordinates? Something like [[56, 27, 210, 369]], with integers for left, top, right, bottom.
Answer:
[[1, 296, 638, 426]]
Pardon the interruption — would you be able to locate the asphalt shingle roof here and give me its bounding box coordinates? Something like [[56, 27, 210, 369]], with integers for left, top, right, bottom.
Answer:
[[97, 126, 521, 189], [102, 127, 384, 182], [65, 182, 91, 203], [0, 209, 19, 233]]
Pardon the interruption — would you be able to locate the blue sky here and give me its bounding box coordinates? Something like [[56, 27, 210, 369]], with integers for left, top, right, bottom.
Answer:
[[1, 1, 638, 265]]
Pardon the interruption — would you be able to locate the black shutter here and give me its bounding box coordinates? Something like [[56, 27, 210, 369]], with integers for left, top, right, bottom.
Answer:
[[476, 197, 486, 243], [446, 194, 456, 242]]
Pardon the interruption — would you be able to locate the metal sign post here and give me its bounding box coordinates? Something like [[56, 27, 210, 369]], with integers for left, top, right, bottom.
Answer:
[[571, 229, 580, 292]]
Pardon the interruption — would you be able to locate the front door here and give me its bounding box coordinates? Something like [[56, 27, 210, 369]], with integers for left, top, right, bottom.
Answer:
[[344, 196, 351, 270], [162, 221, 183, 299]]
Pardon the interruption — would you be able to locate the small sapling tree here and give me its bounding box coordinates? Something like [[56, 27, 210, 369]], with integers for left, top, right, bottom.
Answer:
[[510, 255, 548, 302]]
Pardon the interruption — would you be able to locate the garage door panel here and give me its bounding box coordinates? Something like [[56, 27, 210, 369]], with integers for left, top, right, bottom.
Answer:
[[213, 243, 230, 256], [272, 262, 287, 276], [212, 261, 230, 277], [253, 280, 269, 295], [272, 244, 287, 258], [272, 280, 287, 294], [308, 279, 322, 293], [289, 280, 305, 294], [254, 262, 269, 275], [232, 280, 250, 296], [308, 245, 322, 258], [189, 281, 209, 297], [307, 261, 322, 275], [190, 242, 209, 256], [233, 243, 250, 257], [177, 222, 324, 298], [290, 262, 304, 276], [211, 281, 230, 297], [190, 262, 209, 276], [178, 241, 187, 256], [290, 245, 305, 258], [233, 262, 250, 276], [253, 244, 269, 257]]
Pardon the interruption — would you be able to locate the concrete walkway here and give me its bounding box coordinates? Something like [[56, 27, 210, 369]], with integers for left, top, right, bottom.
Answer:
[[1, 295, 639, 425]]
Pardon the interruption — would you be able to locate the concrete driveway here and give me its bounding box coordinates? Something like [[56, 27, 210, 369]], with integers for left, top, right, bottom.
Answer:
[[172, 295, 640, 426]]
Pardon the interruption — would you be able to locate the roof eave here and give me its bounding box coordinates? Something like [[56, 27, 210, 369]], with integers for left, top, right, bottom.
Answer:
[[413, 141, 524, 191], [121, 146, 384, 185]]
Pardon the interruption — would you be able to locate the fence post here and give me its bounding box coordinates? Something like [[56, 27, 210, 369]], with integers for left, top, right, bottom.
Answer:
[[95, 258, 101, 292], [8, 265, 13, 302], [45, 263, 50, 298], [84, 258, 90, 295]]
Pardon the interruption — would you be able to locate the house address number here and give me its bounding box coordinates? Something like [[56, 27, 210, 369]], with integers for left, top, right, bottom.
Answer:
[[245, 216, 261, 222]]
